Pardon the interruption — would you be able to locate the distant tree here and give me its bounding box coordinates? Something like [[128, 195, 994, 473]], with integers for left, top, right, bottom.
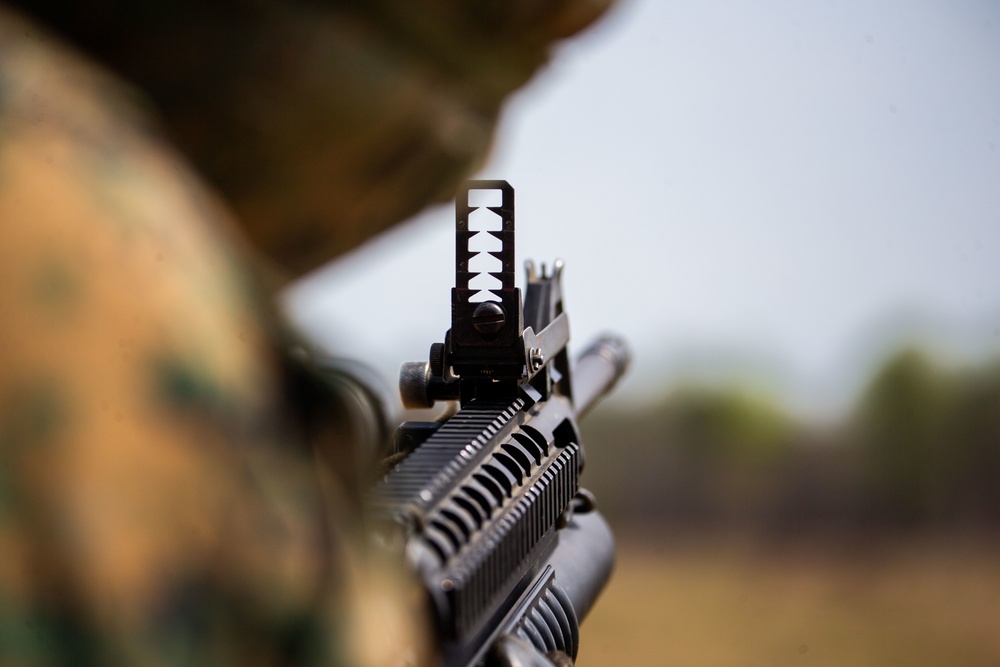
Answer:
[[584, 348, 1000, 533], [941, 360, 1000, 525], [665, 385, 794, 467], [581, 384, 796, 527], [853, 348, 952, 525]]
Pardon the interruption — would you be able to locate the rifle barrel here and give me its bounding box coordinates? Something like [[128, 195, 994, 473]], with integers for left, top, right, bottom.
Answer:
[[573, 336, 631, 419]]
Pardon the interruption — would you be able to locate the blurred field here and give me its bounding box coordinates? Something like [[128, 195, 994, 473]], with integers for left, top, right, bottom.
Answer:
[[578, 535, 1000, 666]]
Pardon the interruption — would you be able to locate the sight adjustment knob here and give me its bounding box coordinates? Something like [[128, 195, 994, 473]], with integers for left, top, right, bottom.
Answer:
[[399, 361, 433, 409]]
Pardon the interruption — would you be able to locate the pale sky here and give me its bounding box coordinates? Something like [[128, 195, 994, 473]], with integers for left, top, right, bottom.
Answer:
[[284, 0, 1000, 417]]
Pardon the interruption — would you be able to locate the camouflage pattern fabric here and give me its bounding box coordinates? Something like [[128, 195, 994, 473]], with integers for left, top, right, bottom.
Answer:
[[0, 11, 430, 665], [8, 0, 616, 276], [0, 1, 614, 665]]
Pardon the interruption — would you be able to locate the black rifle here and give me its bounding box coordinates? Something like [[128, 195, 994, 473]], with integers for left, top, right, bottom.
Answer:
[[370, 181, 629, 666]]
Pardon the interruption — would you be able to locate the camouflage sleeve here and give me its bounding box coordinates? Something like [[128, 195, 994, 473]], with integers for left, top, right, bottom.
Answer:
[[0, 12, 427, 666]]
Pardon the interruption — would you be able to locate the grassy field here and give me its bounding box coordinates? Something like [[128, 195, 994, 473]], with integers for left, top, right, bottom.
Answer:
[[578, 534, 1000, 666]]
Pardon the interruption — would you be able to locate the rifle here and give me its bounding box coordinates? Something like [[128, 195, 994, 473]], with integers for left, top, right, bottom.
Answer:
[[370, 181, 629, 666]]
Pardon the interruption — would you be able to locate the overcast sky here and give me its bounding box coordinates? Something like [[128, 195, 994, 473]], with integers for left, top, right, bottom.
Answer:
[[285, 0, 1000, 417]]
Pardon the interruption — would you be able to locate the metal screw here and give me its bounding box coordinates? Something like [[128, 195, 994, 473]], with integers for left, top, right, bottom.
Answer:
[[472, 302, 505, 335], [529, 347, 544, 371]]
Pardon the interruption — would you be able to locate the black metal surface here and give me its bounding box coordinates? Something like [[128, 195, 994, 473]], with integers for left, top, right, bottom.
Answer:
[[571, 336, 631, 420], [541, 507, 615, 625], [451, 180, 524, 384], [373, 398, 527, 515], [374, 392, 582, 642], [381, 181, 628, 666]]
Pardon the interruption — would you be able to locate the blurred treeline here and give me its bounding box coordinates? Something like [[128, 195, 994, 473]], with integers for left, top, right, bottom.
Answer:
[[583, 348, 1000, 536]]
